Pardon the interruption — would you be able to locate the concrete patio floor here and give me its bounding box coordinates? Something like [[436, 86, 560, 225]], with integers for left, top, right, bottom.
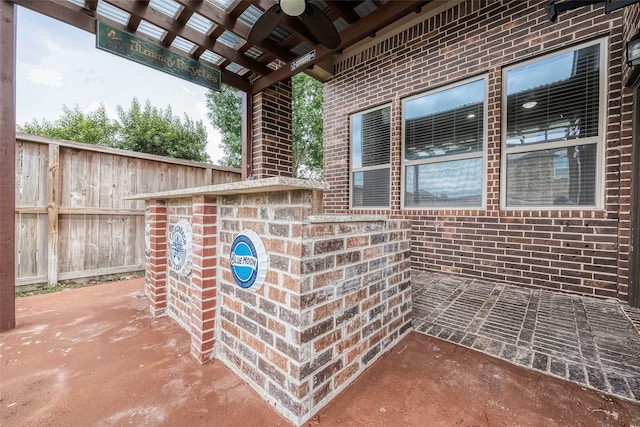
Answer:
[[2, 277, 640, 426]]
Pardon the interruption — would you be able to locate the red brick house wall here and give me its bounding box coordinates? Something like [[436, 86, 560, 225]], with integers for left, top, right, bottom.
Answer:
[[323, 0, 634, 300]]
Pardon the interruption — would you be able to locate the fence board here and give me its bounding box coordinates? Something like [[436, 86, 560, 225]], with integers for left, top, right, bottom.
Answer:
[[14, 134, 241, 291]]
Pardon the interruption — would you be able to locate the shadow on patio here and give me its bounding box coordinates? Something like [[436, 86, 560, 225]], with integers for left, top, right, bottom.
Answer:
[[2, 278, 640, 426]]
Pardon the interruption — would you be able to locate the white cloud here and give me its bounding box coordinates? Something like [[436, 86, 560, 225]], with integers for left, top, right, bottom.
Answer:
[[27, 68, 63, 88]]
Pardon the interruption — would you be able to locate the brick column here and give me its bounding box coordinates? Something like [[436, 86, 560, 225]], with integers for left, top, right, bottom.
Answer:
[[252, 79, 293, 178], [146, 200, 168, 317], [190, 196, 217, 363]]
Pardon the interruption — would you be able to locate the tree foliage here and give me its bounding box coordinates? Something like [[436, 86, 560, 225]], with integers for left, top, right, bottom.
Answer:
[[117, 99, 209, 162], [17, 99, 209, 162], [291, 73, 323, 180], [18, 104, 119, 147], [205, 73, 323, 178], [205, 84, 243, 168]]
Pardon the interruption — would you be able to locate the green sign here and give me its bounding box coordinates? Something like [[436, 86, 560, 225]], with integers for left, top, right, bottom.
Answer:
[[96, 22, 220, 91]]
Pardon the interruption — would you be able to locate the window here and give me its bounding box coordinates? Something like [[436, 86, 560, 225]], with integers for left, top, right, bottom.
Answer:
[[351, 105, 391, 208], [503, 40, 605, 208], [402, 77, 486, 208]]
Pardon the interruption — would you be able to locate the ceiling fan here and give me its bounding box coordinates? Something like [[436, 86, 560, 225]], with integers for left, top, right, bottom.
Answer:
[[247, 0, 341, 49]]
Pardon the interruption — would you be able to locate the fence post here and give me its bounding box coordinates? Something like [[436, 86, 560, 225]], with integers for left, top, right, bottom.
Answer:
[[47, 143, 60, 288]]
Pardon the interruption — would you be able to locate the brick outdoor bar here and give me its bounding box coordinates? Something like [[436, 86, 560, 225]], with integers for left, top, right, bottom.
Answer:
[[131, 176, 412, 425]]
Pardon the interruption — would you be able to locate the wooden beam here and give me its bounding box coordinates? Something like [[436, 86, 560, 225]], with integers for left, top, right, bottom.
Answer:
[[251, 0, 427, 93], [0, 0, 16, 331], [105, 0, 273, 76], [175, 0, 295, 62], [328, 1, 361, 24], [83, 0, 98, 15], [47, 144, 60, 288], [13, 0, 95, 33]]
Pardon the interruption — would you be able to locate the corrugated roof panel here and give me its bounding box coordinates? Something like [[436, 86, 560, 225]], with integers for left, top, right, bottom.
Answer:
[[96, 2, 130, 26], [354, 0, 386, 18], [244, 46, 264, 60], [200, 50, 223, 64], [205, 0, 234, 11], [238, 4, 262, 27], [149, 0, 181, 18], [67, 0, 84, 7], [172, 36, 195, 54], [186, 13, 214, 34], [225, 62, 242, 73], [290, 41, 314, 56], [217, 30, 242, 49], [137, 20, 166, 40]]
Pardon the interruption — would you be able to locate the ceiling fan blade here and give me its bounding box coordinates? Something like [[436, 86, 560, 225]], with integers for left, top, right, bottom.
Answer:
[[247, 4, 284, 44], [300, 3, 341, 49]]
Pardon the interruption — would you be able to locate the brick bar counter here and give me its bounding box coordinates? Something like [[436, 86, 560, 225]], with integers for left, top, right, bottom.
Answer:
[[130, 177, 413, 425]]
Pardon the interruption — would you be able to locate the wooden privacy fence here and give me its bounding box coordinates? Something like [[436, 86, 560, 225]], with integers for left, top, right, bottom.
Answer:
[[15, 134, 241, 291]]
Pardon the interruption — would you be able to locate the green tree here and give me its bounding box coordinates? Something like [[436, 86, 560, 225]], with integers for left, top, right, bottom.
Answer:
[[292, 73, 323, 179], [117, 98, 209, 162], [205, 84, 243, 168], [205, 73, 323, 178], [18, 99, 210, 162], [18, 103, 119, 147]]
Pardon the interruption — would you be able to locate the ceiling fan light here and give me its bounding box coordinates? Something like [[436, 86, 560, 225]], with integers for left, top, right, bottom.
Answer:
[[280, 0, 306, 16]]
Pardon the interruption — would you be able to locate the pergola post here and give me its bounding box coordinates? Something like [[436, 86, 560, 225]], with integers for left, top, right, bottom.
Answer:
[[0, 0, 16, 331], [251, 79, 293, 179]]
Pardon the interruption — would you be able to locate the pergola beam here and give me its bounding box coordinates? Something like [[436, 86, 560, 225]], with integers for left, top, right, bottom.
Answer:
[[12, 0, 250, 91], [251, 0, 428, 93]]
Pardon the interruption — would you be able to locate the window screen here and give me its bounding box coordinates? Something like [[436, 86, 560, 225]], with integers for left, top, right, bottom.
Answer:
[[351, 106, 390, 208], [504, 41, 603, 208]]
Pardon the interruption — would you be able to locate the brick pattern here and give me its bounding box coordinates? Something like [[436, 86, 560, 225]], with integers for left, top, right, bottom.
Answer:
[[216, 190, 312, 421], [190, 196, 217, 363], [298, 218, 413, 413], [412, 271, 640, 401], [166, 200, 194, 330], [145, 200, 168, 317], [145, 197, 220, 364], [252, 79, 293, 179], [215, 189, 412, 424], [323, 0, 634, 300]]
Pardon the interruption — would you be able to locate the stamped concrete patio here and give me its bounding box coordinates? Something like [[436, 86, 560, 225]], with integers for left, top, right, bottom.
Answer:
[[2, 276, 640, 426]]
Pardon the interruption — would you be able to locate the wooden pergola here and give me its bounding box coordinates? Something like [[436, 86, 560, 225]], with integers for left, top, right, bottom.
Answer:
[[0, 0, 433, 330]]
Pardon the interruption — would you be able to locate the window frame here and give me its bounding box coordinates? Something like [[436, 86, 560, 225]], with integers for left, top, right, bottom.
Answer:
[[500, 38, 607, 210], [401, 75, 489, 210], [350, 103, 392, 210]]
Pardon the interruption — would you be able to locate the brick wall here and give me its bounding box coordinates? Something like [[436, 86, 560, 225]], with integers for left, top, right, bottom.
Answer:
[[323, 0, 634, 300], [298, 217, 412, 413], [166, 200, 193, 330], [145, 197, 217, 362], [215, 190, 412, 424], [251, 79, 293, 179], [145, 200, 167, 317]]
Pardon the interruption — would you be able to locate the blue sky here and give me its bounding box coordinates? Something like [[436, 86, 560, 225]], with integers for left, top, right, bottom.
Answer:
[[15, 6, 223, 162]]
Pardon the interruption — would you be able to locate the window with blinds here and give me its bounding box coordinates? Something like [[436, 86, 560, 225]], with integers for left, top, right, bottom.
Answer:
[[351, 105, 391, 208], [402, 77, 486, 208], [503, 40, 604, 208]]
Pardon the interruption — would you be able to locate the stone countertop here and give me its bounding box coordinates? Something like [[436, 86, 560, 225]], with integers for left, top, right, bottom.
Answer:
[[124, 176, 329, 200]]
